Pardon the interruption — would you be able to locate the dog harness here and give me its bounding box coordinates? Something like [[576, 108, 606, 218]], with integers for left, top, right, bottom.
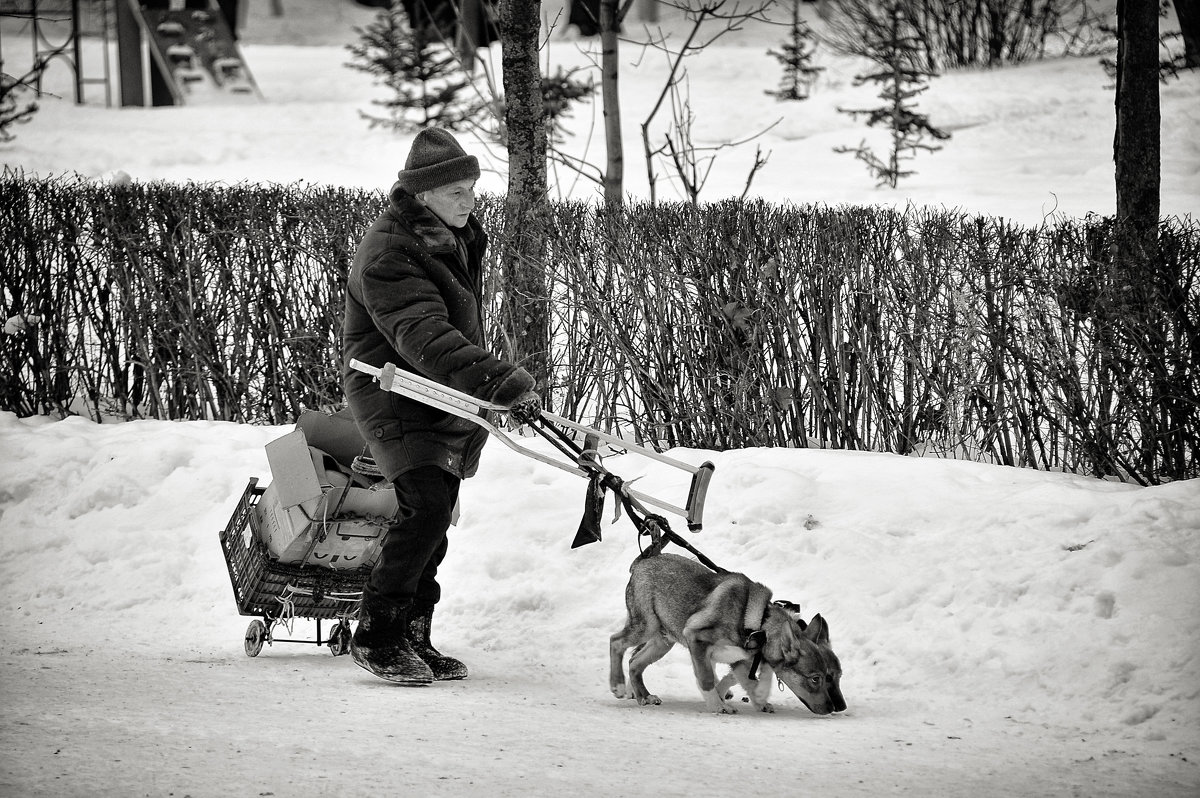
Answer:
[[743, 630, 767, 680], [742, 598, 803, 681], [741, 586, 772, 680]]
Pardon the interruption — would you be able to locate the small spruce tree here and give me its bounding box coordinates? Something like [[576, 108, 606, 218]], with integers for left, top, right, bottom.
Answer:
[[344, 7, 479, 132], [541, 67, 594, 145], [1, 59, 43, 143], [766, 0, 824, 101], [833, 1, 949, 188]]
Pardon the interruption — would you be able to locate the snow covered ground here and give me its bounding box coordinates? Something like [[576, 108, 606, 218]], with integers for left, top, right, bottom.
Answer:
[[1, 2, 1198, 796], [0, 413, 1197, 797]]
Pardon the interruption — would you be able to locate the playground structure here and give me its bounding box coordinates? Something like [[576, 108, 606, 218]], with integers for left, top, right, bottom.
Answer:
[[0, 0, 256, 107], [1, 1, 682, 108]]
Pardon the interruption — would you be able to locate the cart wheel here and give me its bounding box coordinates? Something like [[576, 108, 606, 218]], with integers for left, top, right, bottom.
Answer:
[[328, 621, 352, 657], [244, 619, 268, 657]]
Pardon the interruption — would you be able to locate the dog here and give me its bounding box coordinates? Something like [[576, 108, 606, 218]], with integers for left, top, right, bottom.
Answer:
[[609, 552, 845, 715]]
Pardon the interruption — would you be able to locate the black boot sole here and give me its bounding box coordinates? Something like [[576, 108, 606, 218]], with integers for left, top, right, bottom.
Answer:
[[351, 645, 434, 685]]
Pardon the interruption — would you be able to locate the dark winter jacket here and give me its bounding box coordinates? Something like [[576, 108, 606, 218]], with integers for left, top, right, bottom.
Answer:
[[342, 184, 533, 480]]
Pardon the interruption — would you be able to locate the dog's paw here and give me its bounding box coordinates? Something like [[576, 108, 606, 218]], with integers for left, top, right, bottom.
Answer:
[[636, 694, 662, 706], [611, 684, 631, 700], [714, 705, 739, 715], [756, 702, 776, 714]]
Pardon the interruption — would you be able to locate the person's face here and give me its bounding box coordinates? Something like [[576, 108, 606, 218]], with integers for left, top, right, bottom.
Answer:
[[419, 178, 477, 228]]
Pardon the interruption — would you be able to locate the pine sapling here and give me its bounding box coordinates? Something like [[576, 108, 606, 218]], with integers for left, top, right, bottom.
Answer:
[[1, 58, 43, 143], [766, 0, 824, 101], [344, 7, 479, 132], [833, 2, 949, 188], [541, 67, 595, 145]]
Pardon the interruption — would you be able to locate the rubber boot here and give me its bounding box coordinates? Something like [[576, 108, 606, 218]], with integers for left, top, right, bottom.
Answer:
[[408, 605, 468, 681], [350, 594, 433, 685]]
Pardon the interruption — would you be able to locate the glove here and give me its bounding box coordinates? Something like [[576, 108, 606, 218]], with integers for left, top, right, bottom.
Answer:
[[490, 366, 536, 406], [507, 390, 542, 425]]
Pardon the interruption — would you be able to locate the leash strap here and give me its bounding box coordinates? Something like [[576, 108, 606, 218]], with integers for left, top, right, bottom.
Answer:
[[742, 594, 771, 680], [744, 633, 763, 676], [527, 416, 728, 572], [532, 414, 773, 680]]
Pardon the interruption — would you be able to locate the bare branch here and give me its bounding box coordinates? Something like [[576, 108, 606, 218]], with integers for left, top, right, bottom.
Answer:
[[739, 145, 771, 201]]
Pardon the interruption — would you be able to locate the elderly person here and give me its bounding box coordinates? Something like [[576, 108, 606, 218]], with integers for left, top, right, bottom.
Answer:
[[343, 128, 540, 683]]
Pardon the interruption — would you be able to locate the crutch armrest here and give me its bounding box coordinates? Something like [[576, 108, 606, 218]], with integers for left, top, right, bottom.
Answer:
[[685, 461, 715, 532]]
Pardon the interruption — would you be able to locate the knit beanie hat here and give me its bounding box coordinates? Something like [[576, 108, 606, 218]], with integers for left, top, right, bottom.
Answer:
[[397, 128, 481, 195]]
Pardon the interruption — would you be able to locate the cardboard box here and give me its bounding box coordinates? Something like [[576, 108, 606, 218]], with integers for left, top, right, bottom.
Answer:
[[253, 428, 397, 570]]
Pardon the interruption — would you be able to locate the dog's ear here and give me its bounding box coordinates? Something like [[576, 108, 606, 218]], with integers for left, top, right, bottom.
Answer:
[[803, 613, 831, 644], [770, 625, 801, 664]]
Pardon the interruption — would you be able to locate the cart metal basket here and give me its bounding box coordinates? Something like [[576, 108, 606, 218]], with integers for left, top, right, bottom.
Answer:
[[219, 477, 369, 657]]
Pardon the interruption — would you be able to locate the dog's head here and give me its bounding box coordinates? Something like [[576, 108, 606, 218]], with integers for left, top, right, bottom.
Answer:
[[763, 609, 846, 716]]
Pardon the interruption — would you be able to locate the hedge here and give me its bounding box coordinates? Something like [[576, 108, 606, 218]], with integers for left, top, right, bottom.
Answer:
[[2, 174, 1196, 484]]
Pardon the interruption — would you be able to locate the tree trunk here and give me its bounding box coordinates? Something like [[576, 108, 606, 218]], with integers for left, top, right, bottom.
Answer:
[[1114, 0, 1160, 266], [1114, 0, 1172, 483], [1173, 0, 1200, 67], [457, 0, 482, 71], [498, 0, 552, 400], [600, 0, 624, 205]]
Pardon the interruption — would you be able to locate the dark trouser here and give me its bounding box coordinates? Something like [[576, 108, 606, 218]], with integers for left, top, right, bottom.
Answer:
[[366, 465, 461, 608]]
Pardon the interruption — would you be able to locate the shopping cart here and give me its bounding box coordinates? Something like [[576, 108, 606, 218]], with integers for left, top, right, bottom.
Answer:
[[218, 476, 370, 657]]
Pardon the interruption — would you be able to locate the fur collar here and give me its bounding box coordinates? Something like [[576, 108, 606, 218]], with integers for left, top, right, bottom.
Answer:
[[387, 180, 477, 254]]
